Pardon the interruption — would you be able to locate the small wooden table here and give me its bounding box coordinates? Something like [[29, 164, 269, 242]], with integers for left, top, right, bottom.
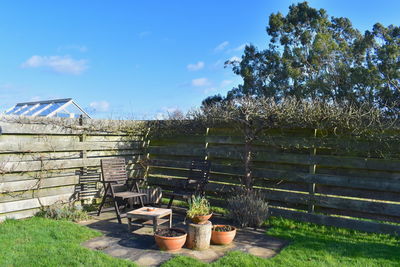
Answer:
[[127, 207, 172, 233]]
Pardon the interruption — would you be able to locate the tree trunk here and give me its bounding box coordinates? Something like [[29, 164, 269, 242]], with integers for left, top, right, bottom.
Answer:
[[243, 124, 253, 189]]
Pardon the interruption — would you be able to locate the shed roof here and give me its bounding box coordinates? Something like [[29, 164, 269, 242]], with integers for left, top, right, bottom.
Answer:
[[5, 98, 91, 118]]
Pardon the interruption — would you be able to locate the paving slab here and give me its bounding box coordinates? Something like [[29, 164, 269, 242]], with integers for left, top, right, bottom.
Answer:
[[80, 210, 287, 266]]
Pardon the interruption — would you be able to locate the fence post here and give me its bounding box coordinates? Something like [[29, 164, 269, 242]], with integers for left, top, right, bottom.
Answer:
[[308, 128, 317, 213], [204, 128, 210, 160], [143, 127, 151, 180], [78, 115, 88, 204]]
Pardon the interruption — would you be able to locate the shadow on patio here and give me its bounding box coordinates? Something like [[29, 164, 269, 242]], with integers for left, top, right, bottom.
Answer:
[[79, 208, 287, 266]]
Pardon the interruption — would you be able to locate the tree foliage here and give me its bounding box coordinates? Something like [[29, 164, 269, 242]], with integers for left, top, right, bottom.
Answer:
[[203, 2, 400, 111]]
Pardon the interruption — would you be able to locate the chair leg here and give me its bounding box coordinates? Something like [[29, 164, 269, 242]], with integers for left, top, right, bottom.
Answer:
[[97, 185, 109, 216], [167, 196, 174, 209], [114, 199, 122, 224], [138, 195, 144, 207]]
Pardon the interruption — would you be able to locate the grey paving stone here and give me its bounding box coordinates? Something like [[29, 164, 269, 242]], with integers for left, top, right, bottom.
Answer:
[[80, 210, 287, 266]]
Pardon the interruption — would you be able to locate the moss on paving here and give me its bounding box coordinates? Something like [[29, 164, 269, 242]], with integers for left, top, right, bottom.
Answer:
[[162, 217, 400, 267], [0, 217, 135, 267]]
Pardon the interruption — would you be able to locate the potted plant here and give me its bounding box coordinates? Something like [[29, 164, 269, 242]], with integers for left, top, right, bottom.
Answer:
[[154, 228, 187, 251], [187, 195, 212, 224], [211, 225, 237, 245]]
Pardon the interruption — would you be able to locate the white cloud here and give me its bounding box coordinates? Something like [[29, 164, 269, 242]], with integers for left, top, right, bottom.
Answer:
[[90, 101, 110, 112], [191, 78, 210, 87], [214, 41, 229, 52], [58, 45, 88, 53], [22, 55, 88, 75], [220, 80, 233, 87], [187, 61, 205, 71], [228, 56, 242, 63]]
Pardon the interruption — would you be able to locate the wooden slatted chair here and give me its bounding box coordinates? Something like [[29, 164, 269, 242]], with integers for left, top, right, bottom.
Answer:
[[164, 160, 211, 208], [97, 158, 147, 223]]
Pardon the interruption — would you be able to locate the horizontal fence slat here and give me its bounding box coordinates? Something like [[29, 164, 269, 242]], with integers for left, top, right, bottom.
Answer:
[[0, 175, 79, 193], [2, 156, 142, 173], [0, 141, 143, 153], [0, 193, 73, 214], [0, 185, 76, 203], [208, 146, 400, 172], [149, 161, 400, 193], [206, 135, 400, 155], [270, 208, 400, 236], [148, 176, 400, 219]]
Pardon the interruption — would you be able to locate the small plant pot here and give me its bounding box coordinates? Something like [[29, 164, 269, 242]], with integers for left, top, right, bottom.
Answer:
[[190, 213, 213, 224], [211, 225, 237, 245], [154, 228, 187, 251]]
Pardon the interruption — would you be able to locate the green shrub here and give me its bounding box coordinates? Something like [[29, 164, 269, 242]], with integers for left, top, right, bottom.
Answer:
[[227, 188, 269, 228], [36, 202, 90, 222]]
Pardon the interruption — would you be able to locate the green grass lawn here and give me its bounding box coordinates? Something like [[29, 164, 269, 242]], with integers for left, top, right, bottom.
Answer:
[[1, 216, 399, 267], [162, 217, 400, 267], [0, 217, 135, 267]]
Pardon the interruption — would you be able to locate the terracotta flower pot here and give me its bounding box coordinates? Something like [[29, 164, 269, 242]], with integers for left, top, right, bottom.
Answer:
[[190, 213, 213, 224], [211, 225, 237, 245], [154, 228, 187, 251]]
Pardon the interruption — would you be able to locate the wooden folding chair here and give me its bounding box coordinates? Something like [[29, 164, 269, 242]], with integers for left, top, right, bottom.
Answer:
[[163, 160, 211, 208], [97, 158, 146, 223]]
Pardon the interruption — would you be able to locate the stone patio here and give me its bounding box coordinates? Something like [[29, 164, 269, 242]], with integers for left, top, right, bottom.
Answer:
[[80, 209, 287, 266]]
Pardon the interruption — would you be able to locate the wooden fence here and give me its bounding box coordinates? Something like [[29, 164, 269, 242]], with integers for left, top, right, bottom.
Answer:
[[147, 127, 400, 235], [0, 116, 147, 221], [2, 115, 400, 235]]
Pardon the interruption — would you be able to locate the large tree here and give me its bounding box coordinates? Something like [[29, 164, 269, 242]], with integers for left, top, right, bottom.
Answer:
[[202, 2, 400, 110]]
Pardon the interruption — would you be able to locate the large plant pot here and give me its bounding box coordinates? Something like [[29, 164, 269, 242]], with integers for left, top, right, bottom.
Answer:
[[154, 228, 187, 251], [211, 225, 237, 245], [190, 213, 213, 224]]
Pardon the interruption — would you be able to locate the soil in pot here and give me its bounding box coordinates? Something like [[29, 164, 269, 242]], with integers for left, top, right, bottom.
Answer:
[[154, 228, 187, 251], [211, 225, 237, 245], [156, 228, 185, 237]]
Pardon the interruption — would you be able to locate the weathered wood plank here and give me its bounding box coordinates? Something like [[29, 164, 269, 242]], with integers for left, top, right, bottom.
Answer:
[[270, 208, 400, 236], [264, 189, 400, 218], [150, 135, 205, 145], [148, 146, 206, 157], [148, 176, 400, 218], [208, 146, 400, 172], [211, 164, 400, 193], [316, 184, 400, 202], [0, 175, 78, 193], [206, 135, 400, 155], [149, 158, 400, 193], [1, 155, 141, 173], [316, 206, 400, 224], [0, 117, 147, 135], [0, 185, 76, 203], [86, 135, 144, 142], [0, 208, 40, 221], [0, 141, 142, 153], [0, 193, 73, 214]]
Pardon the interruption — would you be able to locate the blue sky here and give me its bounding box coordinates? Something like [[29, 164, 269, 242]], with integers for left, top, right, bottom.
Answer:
[[1, 0, 400, 118]]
